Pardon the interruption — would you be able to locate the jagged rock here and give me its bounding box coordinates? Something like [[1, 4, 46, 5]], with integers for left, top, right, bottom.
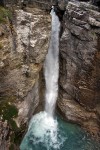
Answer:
[[0, 6, 50, 149], [58, 0, 66, 10], [58, 1, 100, 138], [89, 17, 100, 27], [0, 120, 10, 150], [58, 99, 98, 124]]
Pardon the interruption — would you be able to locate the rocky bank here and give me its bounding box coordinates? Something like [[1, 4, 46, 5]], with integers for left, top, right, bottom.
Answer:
[[58, 1, 100, 139]]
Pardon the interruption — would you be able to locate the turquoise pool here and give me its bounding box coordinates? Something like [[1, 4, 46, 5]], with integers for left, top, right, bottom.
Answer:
[[20, 112, 100, 150]]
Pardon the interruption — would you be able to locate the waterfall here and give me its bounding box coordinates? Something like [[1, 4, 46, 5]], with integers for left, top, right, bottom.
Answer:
[[20, 6, 100, 150], [44, 6, 60, 117], [20, 7, 63, 150]]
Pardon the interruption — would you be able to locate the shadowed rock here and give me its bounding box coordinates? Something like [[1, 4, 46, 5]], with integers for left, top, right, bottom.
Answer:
[[58, 1, 100, 139]]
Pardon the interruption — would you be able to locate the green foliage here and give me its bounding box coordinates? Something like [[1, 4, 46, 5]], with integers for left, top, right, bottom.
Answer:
[[2, 103, 18, 120], [0, 100, 18, 131], [0, 102, 18, 120], [0, 6, 12, 23], [0, 97, 25, 146]]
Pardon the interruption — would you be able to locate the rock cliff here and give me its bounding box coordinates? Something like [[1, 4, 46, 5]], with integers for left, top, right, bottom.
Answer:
[[0, 0, 100, 149], [58, 1, 100, 139], [0, 6, 50, 149]]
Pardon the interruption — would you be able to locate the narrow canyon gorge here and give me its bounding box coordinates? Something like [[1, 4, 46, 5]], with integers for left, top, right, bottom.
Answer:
[[0, 0, 100, 149]]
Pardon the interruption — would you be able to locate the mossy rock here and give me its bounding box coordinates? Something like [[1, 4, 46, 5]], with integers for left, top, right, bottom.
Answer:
[[9, 144, 15, 150], [0, 103, 18, 120], [0, 97, 26, 146], [0, 99, 18, 130], [9, 122, 27, 146], [0, 43, 3, 49], [0, 95, 16, 103], [0, 6, 12, 23], [0, 99, 24, 146]]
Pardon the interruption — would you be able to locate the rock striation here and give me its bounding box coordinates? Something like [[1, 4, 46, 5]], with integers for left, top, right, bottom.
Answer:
[[58, 1, 100, 139], [0, 0, 100, 148], [0, 7, 50, 149]]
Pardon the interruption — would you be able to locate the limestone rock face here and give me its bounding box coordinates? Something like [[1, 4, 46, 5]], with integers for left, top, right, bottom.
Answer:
[[58, 1, 100, 138], [0, 7, 50, 149]]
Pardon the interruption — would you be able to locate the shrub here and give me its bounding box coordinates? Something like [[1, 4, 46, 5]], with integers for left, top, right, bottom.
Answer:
[[0, 6, 12, 23]]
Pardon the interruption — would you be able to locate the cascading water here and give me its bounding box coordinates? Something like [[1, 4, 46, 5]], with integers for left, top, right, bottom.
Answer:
[[44, 6, 60, 117]]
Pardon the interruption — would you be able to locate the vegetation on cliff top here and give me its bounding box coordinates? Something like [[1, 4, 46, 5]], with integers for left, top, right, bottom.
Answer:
[[0, 6, 12, 23]]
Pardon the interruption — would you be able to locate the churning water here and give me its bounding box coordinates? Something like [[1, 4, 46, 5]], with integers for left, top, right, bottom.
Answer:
[[20, 113, 100, 150], [20, 7, 100, 150]]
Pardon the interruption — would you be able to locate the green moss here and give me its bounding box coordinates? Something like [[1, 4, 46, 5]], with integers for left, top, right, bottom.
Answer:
[[9, 122, 26, 147], [0, 98, 22, 146], [0, 43, 3, 49], [10, 132, 15, 142], [0, 95, 16, 102], [0, 103, 19, 136], [9, 144, 14, 150], [0, 99, 18, 131], [2, 103, 18, 120], [10, 119, 18, 130], [91, 31, 96, 41], [0, 6, 12, 23], [0, 101, 17, 117], [0, 95, 27, 147], [14, 123, 26, 145], [16, 63, 22, 69]]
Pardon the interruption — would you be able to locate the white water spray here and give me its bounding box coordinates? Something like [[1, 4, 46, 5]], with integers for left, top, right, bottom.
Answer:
[[20, 7, 63, 150], [44, 6, 60, 117]]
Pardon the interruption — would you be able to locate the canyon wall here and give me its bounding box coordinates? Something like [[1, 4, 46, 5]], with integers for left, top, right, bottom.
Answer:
[[58, 1, 100, 139], [0, 0, 100, 149], [0, 6, 50, 149]]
